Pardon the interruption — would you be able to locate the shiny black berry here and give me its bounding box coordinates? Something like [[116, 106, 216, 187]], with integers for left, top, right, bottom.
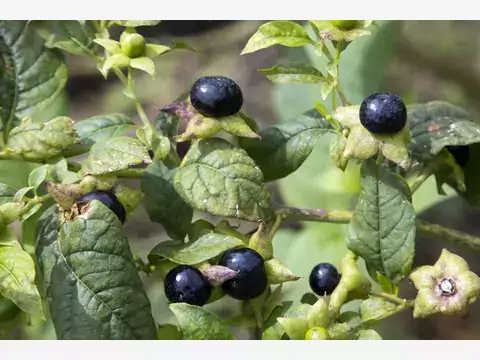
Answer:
[[218, 248, 267, 300], [446, 145, 470, 168], [309, 263, 341, 296], [359, 92, 407, 135], [77, 190, 126, 224], [190, 76, 243, 118], [164, 265, 212, 306]]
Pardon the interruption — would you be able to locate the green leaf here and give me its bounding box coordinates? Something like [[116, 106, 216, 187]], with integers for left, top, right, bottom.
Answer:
[[0, 227, 43, 318], [4, 117, 78, 161], [239, 108, 334, 181], [145, 44, 170, 58], [93, 39, 121, 54], [174, 138, 271, 222], [277, 317, 309, 340], [170, 303, 234, 340], [113, 21, 161, 27], [148, 232, 244, 265], [259, 63, 327, 84], [347, 160, 415, 282], [262, 302, 311, 340], [130, 57, 156, 78], [407, 101, 480, 163], [141, 162, 193, 240], [100, 53, 131, 77], [0, 20, 68, 133], [68, 113, 135, 155], [157, 324, 182, 340], [0, 184, 16, 205], [32, 20, 95, 56], [28, 165, 50, 193], [355, 329, 382, 340], [359, 297, 397, 326], [82, 136, 151, 175], [35, 201, 157, 340], [241, 21, 314, 55]]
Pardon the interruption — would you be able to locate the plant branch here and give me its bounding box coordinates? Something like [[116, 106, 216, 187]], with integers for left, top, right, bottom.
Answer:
[[417, 219, 480, 250], [274, 206, 480, 251]]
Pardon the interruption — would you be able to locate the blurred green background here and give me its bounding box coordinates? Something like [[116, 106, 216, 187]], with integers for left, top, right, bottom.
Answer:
[[21, 20, 480, 340]]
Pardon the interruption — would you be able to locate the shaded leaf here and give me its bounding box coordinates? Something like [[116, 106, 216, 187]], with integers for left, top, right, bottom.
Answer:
[[148, 232, 243, 265], [170, 303, 234, 340], [35, 201, 157, 340], [174, 138, 271, 222], [32, 20, 95, 56], [407, 101, 480, 163], [82, 136, 151, 175], [347, 160, 415, 282], [239, 108, 334, 181], [259, 63, 327, 84], [0, 20, 68, 132], [141, 162, 193, 240]]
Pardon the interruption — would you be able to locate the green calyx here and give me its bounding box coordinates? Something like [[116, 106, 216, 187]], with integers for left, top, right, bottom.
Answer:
[[409, 249, 480, 318]]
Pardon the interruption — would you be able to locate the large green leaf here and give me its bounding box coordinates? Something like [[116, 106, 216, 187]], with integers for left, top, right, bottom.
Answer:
[[169, 303, 234, 340], [347, 160, 416, 283], [0, 227, 43, 317], [239, 108, 334, 181], [148, 232, 244, 266], [0, 21, 68, 133], [241, 21, 314, 55], [3, 117, 78, 161], [81, 136, 151, 175], [68, 113, 135, 156], [35, 202, 157, 340], [32, 20, 95, 56], [141, 162, 192, 240], [174, 138, 271, 222], [407, 101, 480, 163]]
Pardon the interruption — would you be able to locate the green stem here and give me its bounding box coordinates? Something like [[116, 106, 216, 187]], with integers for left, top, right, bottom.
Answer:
[[369, 292, 409, 306], [275, 206, 353, 224], [20, 194, 52, 217], [334, 41, 350, 107]]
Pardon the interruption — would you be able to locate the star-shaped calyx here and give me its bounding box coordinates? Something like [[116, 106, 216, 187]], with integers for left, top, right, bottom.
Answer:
[[409, 249, 480, 318]]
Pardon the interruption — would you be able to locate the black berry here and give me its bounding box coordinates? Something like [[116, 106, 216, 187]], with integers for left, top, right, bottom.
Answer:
[[309, 263, 341, 296], [190, 76, 243, 118], [218, 248, 267, 300], [164, 265, 212, 306], [359, 92, 407, 135], [77, 190, 126, 224], [446, 145, 470, 168]]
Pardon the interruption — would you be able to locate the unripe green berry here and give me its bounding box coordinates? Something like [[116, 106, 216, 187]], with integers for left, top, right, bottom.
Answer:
[[331, 20, 358, 30], [120, 33, 146, 58], [305, 327, 330, 340]]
